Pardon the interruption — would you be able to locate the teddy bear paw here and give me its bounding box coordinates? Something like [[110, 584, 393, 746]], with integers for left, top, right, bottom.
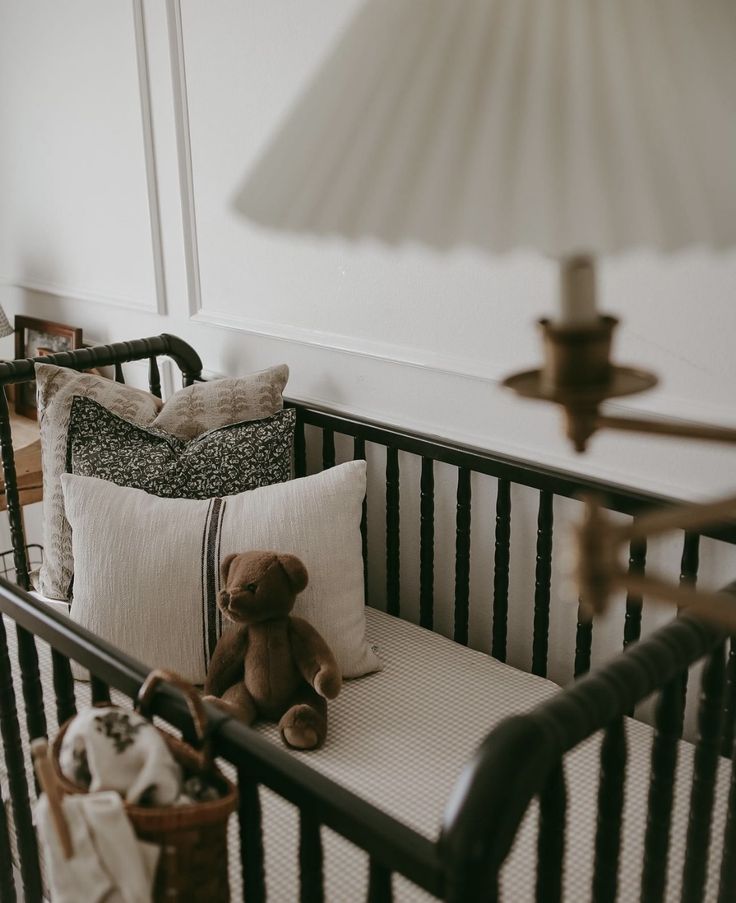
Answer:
[[314, 668, 341, 700], [280, 704, 325, 750]]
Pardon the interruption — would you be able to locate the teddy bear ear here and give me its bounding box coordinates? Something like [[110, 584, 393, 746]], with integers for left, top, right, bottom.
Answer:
[[220, 553, 238, 586], [277, 554, 309, 594]]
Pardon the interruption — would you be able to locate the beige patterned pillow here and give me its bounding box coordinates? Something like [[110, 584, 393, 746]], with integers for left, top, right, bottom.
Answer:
[[152, 370, 288, 440], [36, 362, 289, 600]]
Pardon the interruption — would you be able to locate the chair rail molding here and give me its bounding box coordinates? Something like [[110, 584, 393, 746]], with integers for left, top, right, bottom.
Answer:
[[190, 307, 734, 457]]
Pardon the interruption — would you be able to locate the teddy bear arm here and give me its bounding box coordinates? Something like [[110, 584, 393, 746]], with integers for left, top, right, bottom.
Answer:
[[204, 627, 248, 697], [288, 617, 342, 700]]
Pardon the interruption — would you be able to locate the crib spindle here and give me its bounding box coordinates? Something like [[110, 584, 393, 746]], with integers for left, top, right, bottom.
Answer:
[[15, 624, 47, 742], [114, 361, 125, 383], [147, 356, 162, 398], [678, 532, 701, 731], [640, 678, 684, 903], [681, 643, 726, 903], [238, 770, 266, 903], [0, 618, 43, 903], [722, 639, 736, 759], [679, 531, 700, 587], [454, 468, 471, 646], [51, 648, 77, 724], [0, 389, 31, 589], [623, 536, 647, 649], [419, 457, 435, 630], [367, 859, 393, 903], [299, 811, 324, 903], [492, 478, 511, 662], [717, 729, 736, 903], [0, 778, 16, 903], [532, 491, 554, 678], [353, 437, 368, 599], [536, 762, 567, 903], [574, 603, 593, 678], [295, 416, 307, 478], [386, 447, 400, 617], [322, 428, 335, 470], [90, 674, 112, 706], [592, 718, 627, 903]]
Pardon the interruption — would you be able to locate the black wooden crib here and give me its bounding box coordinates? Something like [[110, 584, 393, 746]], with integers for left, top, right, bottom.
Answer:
[[0, 334, 734, 902]]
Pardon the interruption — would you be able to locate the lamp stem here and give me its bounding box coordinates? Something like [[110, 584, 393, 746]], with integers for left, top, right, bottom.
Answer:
[[617, 492, 736, 544], [596, 413, 736, 445], [615, 573, 736, 634], [558, 254, 598, 326]]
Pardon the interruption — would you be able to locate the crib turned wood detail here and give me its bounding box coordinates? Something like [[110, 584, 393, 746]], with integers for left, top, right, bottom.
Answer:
[[0, 334, 734, 903]]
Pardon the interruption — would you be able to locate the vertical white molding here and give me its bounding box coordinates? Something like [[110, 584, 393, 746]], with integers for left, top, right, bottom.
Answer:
[[166, 0, 203, 317], [132, 0, 167, 315]]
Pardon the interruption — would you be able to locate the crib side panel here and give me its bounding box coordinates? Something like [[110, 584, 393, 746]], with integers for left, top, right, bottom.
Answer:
[[292, 401, 736, 697]]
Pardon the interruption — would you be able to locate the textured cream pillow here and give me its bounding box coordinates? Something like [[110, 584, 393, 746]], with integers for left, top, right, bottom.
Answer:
[[61, 462, 380, 683], [152, 372, 288, 440], [35, 362, 289, 600]]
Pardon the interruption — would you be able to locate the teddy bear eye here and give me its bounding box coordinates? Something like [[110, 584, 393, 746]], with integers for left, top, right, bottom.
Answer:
[[244, 583, 258, 593]]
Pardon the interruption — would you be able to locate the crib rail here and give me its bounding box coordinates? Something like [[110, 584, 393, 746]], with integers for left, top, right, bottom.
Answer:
[[0, 334, 203, 591], [2, 577, 733, 902], [440, 601, 734, 903], [288, 400, 736, 679], [0, 579, 444, 901]]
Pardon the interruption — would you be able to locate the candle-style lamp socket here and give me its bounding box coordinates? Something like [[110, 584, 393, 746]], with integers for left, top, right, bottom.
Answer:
[[503, 256, 658, 451]]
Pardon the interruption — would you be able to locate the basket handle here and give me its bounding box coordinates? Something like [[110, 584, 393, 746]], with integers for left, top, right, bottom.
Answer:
[[136, 669, 213, 771], [31, 738, 74, 860]]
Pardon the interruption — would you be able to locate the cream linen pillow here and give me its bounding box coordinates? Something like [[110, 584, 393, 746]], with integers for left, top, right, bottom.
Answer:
[[35, 362, 289, 600], [61, 462, 380, 683]]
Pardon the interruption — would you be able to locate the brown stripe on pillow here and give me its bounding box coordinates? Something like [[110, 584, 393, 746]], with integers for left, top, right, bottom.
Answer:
[[215, 500, 226, 636], [204, 497, 226, 669], [200, 499, 213, 673]]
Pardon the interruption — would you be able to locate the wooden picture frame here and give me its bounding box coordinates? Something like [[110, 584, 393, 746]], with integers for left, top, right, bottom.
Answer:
[[14, 316, 83, 420]]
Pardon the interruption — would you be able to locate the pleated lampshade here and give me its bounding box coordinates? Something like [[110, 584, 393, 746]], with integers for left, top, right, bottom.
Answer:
[[235, 0, 736, 256]]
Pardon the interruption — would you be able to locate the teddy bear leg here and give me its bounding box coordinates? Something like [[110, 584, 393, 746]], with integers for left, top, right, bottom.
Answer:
[[203, 684, 257, 725], [279, 685, 327, 750]]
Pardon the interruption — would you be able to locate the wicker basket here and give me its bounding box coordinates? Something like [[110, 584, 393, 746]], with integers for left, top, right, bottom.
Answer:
[[49, 670, 238, 902]]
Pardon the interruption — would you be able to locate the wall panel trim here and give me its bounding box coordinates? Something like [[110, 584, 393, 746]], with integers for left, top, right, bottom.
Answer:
[[171, 2, 733, 465], [166, 0, 202, 318], [132, 0, 167, 315], [0, 276, 159, 312], [1, 1, 165, 315]]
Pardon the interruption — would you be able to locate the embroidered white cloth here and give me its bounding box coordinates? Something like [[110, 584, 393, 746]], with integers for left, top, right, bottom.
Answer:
[[36, 790, 159, 903], [58, 708, 181, 805]]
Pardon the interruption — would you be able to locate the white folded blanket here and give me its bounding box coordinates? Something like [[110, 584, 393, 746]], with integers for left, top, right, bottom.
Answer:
[[58, 707, 181, 805], [36, 790, 159, 903]]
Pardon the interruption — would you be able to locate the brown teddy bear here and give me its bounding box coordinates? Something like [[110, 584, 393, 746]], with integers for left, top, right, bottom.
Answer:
[[203, 551, 342, 750]]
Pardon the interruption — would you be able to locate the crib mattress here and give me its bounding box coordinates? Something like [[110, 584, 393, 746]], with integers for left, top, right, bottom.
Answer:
[[1, 605, 731, 902]]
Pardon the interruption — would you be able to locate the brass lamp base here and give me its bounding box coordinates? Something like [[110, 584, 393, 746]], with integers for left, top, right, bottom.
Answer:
[[501, 258, 736, 632], [502, 316, 658, 451], [503, 304, 736, 631]]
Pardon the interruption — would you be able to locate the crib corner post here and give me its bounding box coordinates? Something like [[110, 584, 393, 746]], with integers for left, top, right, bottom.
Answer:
[[439, 715, 552, 903], [0, 388, 30, 590]]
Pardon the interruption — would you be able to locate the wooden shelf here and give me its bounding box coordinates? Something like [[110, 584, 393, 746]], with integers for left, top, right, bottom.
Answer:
[[0, 414, 42, 510]]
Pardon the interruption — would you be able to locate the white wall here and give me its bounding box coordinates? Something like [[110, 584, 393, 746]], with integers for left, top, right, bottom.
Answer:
[[1, 2, 735, 693]]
